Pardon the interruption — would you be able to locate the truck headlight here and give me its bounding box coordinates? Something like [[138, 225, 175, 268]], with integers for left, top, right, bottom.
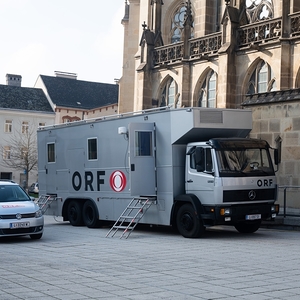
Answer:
[[35, 209, 43, 218], [220, 208, 231, 216], [271, 205, 280, 213]]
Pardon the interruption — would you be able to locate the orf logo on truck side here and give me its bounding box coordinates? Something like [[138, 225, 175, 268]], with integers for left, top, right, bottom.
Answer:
[[110, 171, 127, 192], [72, 171, 105, 191], [72, 170, 126, 192], [257, 179, 273, 187]]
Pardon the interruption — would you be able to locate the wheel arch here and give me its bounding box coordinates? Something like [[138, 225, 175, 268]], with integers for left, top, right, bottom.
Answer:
[[171, 194, 204, 226]]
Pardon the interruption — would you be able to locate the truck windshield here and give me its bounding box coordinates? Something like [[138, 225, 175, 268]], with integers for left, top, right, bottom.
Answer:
[[215, 147, 274, 177]]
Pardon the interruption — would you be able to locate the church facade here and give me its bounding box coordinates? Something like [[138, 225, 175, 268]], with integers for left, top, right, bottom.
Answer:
[[119, 0, 300, 209]]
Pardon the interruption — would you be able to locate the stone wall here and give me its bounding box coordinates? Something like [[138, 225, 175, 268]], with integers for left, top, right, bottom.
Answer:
[[246, 100, 300, 209]]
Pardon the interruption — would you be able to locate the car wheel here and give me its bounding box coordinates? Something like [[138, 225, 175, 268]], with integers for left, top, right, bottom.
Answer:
[[176, 204, 205, 238], [82, 200, 101, 228], [67, 200, 83, 226], [30, 233, 43, 240], [234, 220, 261, 233]]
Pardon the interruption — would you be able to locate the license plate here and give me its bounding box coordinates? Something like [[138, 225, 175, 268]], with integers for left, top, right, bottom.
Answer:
[[245, 214, 261, 220], [10, 222, 30, 229]]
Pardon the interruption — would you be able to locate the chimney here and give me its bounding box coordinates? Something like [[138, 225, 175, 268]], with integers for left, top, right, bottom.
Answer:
[[6, 74, 22, 87], [54, 71, 77, 80]]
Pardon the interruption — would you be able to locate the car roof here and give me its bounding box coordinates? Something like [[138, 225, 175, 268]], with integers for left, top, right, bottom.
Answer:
[[0, 180, 19, 186]]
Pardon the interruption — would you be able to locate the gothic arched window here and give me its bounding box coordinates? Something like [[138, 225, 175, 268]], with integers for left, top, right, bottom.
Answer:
[[198, 71, 217, 108], [160, 78, 180, 107], [171, 5, 194, 43], [246, 0, 274, 23], [247, 61, 276, 94]]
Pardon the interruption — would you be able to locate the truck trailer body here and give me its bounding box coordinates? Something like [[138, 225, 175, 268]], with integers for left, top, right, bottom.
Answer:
[[37, 107, 279, 237]]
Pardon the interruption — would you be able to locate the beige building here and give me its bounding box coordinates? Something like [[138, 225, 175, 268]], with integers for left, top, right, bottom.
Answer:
[[0, 74, 55, 186], [119, 0, 300, 209]]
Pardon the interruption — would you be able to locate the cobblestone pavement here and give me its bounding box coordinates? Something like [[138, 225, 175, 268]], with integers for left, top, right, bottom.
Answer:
[[1, 216, 300, 300]]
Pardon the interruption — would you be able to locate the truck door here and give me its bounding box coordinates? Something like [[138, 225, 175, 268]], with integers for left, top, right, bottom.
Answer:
[[44, 140, 57, 194], [186, 146, 215, 203], [128, 122, 156, 197]]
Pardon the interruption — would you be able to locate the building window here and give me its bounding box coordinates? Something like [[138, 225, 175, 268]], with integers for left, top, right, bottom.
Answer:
[[3, 146, 11, 160], [39, 122, 45, 127], [47, 143, 55, 163], [246, 0, 274, 23], [198, 71, 217, 108], [22, 121, 29, 134], [171, 5, 194, 43], [247, 61, 276, 94], [4, 120, 12, 133], [88, 138, 97, 160], [160, 78, 180, 107]]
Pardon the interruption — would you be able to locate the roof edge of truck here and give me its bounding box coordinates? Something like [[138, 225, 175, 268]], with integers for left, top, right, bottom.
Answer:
[[37, 106, 252, 131]]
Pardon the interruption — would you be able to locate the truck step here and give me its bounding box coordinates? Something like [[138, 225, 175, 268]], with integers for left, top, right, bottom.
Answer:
[[113, 225, 134, 230]]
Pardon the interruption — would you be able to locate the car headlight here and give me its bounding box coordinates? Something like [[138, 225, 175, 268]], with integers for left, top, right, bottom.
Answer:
[[35, 209, 43, 218]]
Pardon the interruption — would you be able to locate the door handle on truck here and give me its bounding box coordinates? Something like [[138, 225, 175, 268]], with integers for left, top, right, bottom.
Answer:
[[187, 179, 193, 183]]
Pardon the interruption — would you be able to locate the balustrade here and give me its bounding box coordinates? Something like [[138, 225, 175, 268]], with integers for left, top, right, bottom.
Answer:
[[290, 12, 300, 37], [153, 42, 183, 65], [153, 14, 300, 67], [238, 17, 282, 47], [189, 33, 222, 59]]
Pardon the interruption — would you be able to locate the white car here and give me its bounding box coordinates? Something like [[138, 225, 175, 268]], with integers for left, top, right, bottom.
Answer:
[[0, 180, 44, 239], [28, 182, 39, 194]]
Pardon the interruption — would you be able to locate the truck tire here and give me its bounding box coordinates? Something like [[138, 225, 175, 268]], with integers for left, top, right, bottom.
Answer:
[[234, 220, 261, 234], [176, 204, 205, 238], [67, 200, 83, 226], [82, 200, 100, 228]]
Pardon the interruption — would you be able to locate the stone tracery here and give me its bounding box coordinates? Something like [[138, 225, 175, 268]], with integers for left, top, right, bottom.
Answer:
[[246, 0, 274, 23]]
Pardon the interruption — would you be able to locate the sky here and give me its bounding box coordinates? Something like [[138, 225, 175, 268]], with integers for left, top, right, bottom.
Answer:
[[0, 0, 125, 87]]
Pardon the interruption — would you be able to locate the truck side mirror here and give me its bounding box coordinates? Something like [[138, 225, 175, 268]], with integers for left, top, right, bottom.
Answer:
[[195, 147, 205, 172]]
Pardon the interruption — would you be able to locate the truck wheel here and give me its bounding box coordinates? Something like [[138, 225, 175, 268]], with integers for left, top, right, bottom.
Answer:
[[234, 220, 261, 233], [67, 200, 83, 226], [82, 200, 100, 228], [176, 204, 204, 238]]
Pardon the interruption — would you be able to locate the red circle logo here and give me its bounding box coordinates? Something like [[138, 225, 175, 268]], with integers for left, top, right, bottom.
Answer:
[[110, 171, 127, 192]]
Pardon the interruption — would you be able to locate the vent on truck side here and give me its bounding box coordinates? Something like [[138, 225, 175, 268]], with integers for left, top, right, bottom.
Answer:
[[200, 110, 223, 123]]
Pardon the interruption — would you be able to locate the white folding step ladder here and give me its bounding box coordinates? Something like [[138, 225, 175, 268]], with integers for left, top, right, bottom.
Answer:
[[34, 195, 57, 214], [106, 197, 156, 239]]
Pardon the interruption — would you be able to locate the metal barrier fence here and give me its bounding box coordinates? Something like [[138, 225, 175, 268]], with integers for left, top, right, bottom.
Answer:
[[278, 186, 300, 218]]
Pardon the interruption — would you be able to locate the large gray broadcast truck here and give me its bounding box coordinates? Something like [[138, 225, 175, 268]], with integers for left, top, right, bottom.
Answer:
[[37, 107, 279, 238]]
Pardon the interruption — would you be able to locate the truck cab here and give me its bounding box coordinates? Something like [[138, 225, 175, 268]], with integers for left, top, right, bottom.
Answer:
[[179, 138, 278, 237]]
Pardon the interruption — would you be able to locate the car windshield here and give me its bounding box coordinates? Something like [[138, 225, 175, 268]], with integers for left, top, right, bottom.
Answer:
[[216, 148, 275, 177], [0, 185, 31, 202]]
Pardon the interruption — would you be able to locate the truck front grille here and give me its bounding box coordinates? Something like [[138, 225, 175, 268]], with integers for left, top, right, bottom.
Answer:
[[223, 188, 276, 203]]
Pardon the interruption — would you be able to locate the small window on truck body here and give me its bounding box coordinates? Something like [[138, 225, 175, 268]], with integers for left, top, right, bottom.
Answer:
[[47, 143, 55, 163], [135, 131, 152, 156], [88, 138, 97, 160]]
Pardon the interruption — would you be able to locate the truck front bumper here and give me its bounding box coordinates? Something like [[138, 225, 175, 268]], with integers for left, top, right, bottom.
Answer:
[[201, 203, 279, 226]]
